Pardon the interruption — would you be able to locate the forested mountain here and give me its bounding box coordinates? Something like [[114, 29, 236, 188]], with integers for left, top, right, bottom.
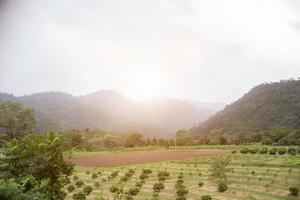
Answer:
[[0, 91, 222, 136], [191, 79, 300, 136]]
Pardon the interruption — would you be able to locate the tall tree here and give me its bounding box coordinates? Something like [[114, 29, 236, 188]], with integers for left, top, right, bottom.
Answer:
[[0, 101, 36, 143], [175, 129, 193, 146]]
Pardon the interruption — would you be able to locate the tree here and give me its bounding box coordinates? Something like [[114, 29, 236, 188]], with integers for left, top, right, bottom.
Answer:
[[209, 156, 231, 183], [175, 129, 193, 146], [124, 131, 144, 147], [0, 132, 74, 199], [71, 132, 83, 148], [0, 101, 36, 144]]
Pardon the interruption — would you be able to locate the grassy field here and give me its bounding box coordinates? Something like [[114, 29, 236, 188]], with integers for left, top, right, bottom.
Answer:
[[65, 151, 300, 200]]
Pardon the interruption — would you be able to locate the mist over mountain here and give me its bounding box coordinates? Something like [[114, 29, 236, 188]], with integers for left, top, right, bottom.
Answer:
[[0, 90, 223, 137], [191, 79, 300, 136]]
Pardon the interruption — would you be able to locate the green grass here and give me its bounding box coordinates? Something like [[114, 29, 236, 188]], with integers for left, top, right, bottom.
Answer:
[[65, 153, 300, 200]]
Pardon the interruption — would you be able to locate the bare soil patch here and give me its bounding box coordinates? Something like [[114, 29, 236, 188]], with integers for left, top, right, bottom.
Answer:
[[71, 150, 228, 167]]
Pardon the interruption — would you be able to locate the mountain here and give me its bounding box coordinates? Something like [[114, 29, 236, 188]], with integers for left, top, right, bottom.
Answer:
[[191, 79, 300, 136], [0, 91, 223, 137]]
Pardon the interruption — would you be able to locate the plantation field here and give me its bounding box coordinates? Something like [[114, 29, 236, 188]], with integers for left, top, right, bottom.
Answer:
[[71, 150, 228, 167], [66, 153, 300, 200]]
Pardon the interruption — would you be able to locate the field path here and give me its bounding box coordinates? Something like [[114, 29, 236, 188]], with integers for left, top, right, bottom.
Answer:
[[71, 150, 228, 167]]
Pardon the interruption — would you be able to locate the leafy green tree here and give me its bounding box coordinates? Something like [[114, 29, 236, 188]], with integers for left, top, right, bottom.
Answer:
[[0, 101, 36, 144], [0, 132, 74, 199], [124, 131, 144, 147], [209, 157, 231, 182], [175, 129, 193, 146]]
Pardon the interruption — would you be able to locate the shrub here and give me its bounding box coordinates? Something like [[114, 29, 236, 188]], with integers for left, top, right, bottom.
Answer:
[[83, 186, 93, 195], [94, 182, 100, 188], [231, 150, 236, 154], [269, 148, 277, 155], [198, 181, 204, 187], [218, 182, 228, 193], [289, 187, 299, 196], [277, 147, 287, 155], [287, 147, 297, 155], [240, 148, 249, 154], [135, 181, 143, 188], [120, 176, 129, 182], [127, 187, 140, 196], [124, 195, 133, 200], [75, 181, 84, 188], [177, 179, 184, 185], [91, 173, 98, 179], [142, 169, 152, 174], [201, 195, 212, 200], [109, 171, 119, 179], [73, 175, 79, 180], [153, 182, 165, 192], [249, 148, 259, 154], [139, 174, 148, 180], [176, 196, 187, 200], [259, 147, 268, 154], [72, 192, 86, 200], [67, 185, 75, 192], [176, 188, 188, 196], [110, 186, 119, 193]]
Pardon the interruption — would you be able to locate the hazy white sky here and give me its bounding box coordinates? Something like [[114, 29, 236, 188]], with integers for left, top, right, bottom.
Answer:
[[0, 0, 299, 103]]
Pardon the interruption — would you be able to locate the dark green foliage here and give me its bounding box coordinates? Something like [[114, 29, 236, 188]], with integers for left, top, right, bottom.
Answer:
[[72, 192, 86, 200], [249, 148, 259, 154], [277, 147, 287, 155], [218, 182, 228, 193], [269, 148, 277, 155], [176, 188, 188, 196], [198, 181, 204, 187], [191, 80, 300, 138], [75, 181, 84, 188], [0, 100, 36, 144], [289, 187, 299, 196], [109, 171, 119, 179], [231, 150, 236, 154], [153, 182, 164, 192], [91, 173, 98, 179], [287, 147, 297, 155], [83, 186, 93, 195], [201, 195, 212, 200], [240, 148, 249, 154], [0, 132, 73, 199], [110, 186, 119, 193], [259, 147, 268, 154], [127, 187, 140, 196], [67, 185, 75, 192], [135, 182, 143, 188]]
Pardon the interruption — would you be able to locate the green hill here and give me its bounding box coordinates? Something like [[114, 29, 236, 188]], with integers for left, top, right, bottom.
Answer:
[[191, 79, 300, 136]]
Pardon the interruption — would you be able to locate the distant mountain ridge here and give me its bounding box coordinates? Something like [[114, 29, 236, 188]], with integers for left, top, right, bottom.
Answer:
[[0, 90, 224, 137], [191, 79, 300, 136]]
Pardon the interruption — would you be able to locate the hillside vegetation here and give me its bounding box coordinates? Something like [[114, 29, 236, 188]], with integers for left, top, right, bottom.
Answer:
[[191, 79, 300, 136], [0, 91, 222, 137]]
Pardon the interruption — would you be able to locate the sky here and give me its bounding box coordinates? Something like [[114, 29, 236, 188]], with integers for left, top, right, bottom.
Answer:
[[0, 0, 299, 103]]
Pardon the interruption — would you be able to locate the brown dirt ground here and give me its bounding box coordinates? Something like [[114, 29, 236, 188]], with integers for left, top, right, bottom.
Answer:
[[71, 150, 228, 167]]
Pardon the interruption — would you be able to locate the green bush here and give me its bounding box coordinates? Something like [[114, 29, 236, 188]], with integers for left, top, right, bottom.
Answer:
[[240, 148, 249, 154], [289, 187, 299, 196], [153, 182, 164, 192], [269, 148, 277, 155], [198, 181, 204, 187], [231, 150, 236, 154], [120, 176, 129, 182], [249, 148, 259, 154], [75, 181, 84, 188], [287, 147, 297, 155], [83, 186, 93, 195], [67, 185, 75, 192], [139, 174, 148, 180], [277, 147, 287, 155], [259, 147, 268, 154], [110, 186, 119, 193], [135, 182, 143, 188], [201, 195, 212, 200], [94, 182, 100, 188], [176, 188, 188, 196], [218, 182, 228, 193], [72, 192, 86, 200], [127, 187, 140, 196], [91, 173, 98, 179]]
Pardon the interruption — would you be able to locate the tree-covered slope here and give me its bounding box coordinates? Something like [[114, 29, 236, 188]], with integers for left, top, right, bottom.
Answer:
[[191, 79, 300, 136]]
